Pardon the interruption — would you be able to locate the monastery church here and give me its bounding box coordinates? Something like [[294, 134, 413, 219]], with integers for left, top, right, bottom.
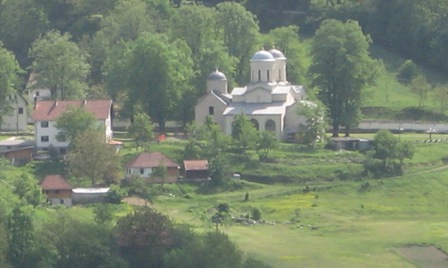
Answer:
[[195, 48, 308, 141]]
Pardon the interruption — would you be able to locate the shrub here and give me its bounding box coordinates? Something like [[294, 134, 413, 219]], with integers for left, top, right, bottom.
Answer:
[[251, 208, 262, 221]]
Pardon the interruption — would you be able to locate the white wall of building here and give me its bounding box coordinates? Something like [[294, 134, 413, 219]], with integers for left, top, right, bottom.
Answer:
[[1, 95, 28, 131]]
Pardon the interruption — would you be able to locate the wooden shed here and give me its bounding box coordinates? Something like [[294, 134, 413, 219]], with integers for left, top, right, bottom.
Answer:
[[183, 160, 210, 182], [40, 175, 73, 207]]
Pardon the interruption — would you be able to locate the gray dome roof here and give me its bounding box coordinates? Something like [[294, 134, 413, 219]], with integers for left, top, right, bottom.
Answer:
[[207, 69, 227, 81], [251, 50, 275, 61], [269, 48, 286, 59]]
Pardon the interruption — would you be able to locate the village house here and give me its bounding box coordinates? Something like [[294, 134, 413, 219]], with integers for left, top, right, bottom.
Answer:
[[0, 94, 28, 132], [125, 152, 180, 183], [182, 160, 209, 182], [40, 174, 73, 207], [195, 48, 308, 141], [32, 99, 113, 153], [0, 139, 34, 166]]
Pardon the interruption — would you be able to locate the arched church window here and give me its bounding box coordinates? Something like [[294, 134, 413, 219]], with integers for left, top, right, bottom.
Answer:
[[265, 119, 276, 132], [267, 70, 270, 81], [258, 70, 261, 81], [279, 69, 281, 81], [250, 119, 259, 131]]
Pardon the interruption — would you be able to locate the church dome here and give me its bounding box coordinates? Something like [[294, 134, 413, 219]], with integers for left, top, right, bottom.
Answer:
[[207, 69, 227, 81], [269, 48, 286, 59], [251, 50, 275, 61]]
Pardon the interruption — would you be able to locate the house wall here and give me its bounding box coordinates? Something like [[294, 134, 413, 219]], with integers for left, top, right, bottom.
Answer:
[[72, 193, 108, 204], [126, 167, 153, 179], [48, 197, 72, 207], [44, 189, 72, 199], [185, 170, 209, 181], [3, 148, 33, 166], [0, 95, 28, 131]]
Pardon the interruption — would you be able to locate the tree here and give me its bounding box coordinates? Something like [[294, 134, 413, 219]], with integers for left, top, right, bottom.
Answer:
[[117, 33, 194, 130], [410, 75, 431, 107], [0, 44, 22, 126], [29, 30, 90, 100], [257, 131, 278, 160], [115, 207, 173, 268], [216, 2, 260, 83], [231, 113, 259, 153], [364, 130, 415, 178], [0, 0, 49, 66], [397, 59, 419, 83], [297, 100, 328, 147], [432, 84, 448, 113], [310, 19, 377, 137], [7, 206, 38, 268], [209, 155, 227, 185], [66, 130, 121, 186], [128, 111, 155, 150], [12, 173, 44, 207], [55, 106, 96, 143]]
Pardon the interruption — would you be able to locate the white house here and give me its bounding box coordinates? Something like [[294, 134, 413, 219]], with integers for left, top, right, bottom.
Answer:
[[125, 152, 180, 183], [0, 94, 28, 132], [32, 99, 113, 153], [195, 48, 308, 140], [26, 72, 52, 103]]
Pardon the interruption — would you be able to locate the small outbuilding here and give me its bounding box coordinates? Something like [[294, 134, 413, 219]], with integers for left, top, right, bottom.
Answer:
[[328, 137, 371, 151], [0, 139, 34, 166], [72, 188, 110, 204], [40, 175, 73, 207], [125, 152, 180, 183], [183, 160, 210, 182]]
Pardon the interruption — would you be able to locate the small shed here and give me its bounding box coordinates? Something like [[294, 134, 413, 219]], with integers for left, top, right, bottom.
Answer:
[[72, 188, 110, 204], [328, 137, 371, 151], [0, 139, 34, 166], [183, 160, 209, 182], [125, 152, 180, 183], [40, 175, 73, 207]]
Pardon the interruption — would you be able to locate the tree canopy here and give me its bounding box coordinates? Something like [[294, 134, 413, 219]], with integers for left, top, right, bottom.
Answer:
[[0, 44, 22, 125]]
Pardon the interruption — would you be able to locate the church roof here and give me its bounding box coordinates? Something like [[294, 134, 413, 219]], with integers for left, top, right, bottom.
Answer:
[[207, 70, 227, 81], [269, 48, 286, 59], [251, 50, 275, 62], [223, 102, 288, 116]]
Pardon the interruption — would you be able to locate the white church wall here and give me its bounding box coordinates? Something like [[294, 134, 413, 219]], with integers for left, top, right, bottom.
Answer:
[[195, 94, 227, 131]]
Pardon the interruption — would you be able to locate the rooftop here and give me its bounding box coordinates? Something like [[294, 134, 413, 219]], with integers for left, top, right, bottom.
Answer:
[[40, 175, 72, 190], [184, 160, 209, 171], [32, 99, 112, 121], [126, 152, 179, 168]]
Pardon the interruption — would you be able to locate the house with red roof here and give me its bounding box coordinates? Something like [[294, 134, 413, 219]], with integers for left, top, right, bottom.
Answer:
[[183, 160, 210, 182], [32, 99, 113, 153], [40, 174, 73, 207], [125, 152, 180, 183]]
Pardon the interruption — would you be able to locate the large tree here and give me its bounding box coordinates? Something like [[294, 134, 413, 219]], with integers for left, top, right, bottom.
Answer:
[[231, 113, 259, 153], [55, 106, 96, 143], [128, 111, 155, 150], [216, 2, 260, 84], [29, 30, 90, 100], [0, 44, 22, 126], [115, 32, 194, 130], [310, 19, 377, 137], [66, 130, 121, 186]]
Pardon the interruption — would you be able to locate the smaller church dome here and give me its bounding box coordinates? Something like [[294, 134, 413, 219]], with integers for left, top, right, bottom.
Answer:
[[207, 69, 227, 81], [269, 48, 286, 59], [251, 50, 275, 61]]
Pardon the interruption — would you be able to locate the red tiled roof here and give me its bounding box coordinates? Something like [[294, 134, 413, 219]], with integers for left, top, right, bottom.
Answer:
[[40, 175, 72, 190], [183, 160, 209, 171], [32, 100, 112, 121], [126, 152, 179, 168]]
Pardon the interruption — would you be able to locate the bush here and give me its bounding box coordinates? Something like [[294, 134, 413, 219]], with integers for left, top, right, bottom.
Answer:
[[251, 208, 262, 221], [105, 185, 127, 204]]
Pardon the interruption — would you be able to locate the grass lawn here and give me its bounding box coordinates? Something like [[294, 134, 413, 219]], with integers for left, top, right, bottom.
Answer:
[[152, 167, 448, 267]]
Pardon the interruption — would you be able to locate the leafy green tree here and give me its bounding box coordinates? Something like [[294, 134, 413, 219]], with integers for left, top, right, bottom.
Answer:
[[128, 111, 155, 150], [12, 173, 44, 207], [7, 207, 38, 268], [116, 207, 173, 268], [0, 44, 23, 126], [216, 2, 260, 83], [231, 114, 259, 153], [432, 84, 448, 113], [310, 19, 377, 137], [397, 59, 419, 83], [29, 30, 90, 100], [0, 0, 49, 66], [410, 75, 431, 107], [66, 130, 121, 186], [209, 155, 227, 185], [263, 25, 307, 84], [297, 100, 328, 147], [182, 139, 203, 161], [257, 131, 278, 160], [117, 33, 194, 130], [93, 204, 114, 224], [0, 221, 10, 268], [56, 106, 96, 143]]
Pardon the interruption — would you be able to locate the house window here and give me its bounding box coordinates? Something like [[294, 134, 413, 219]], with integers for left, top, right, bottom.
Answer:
[[60, 199, 64, 204], [127, 169, 131, 174], [41, 121, 49, 128], [60, 148, 67, 154], [140, 168, 144, 174], [18, 107, 24, 114], [35, 91, 40, 97], [41, 136, 49, 142], [55, 190, 60, 194], [209, 106, 214, 115]]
